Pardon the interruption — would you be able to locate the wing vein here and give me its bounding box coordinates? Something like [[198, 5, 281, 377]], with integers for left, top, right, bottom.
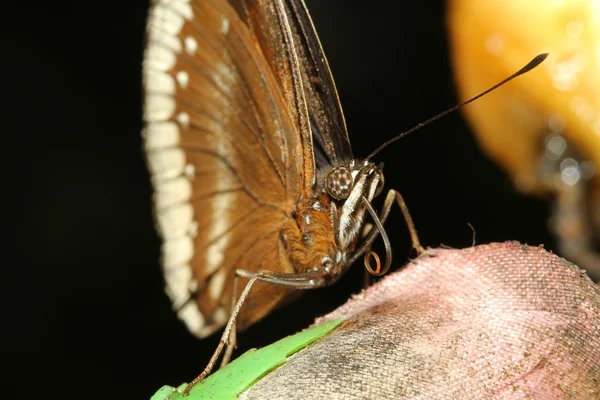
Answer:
[[162, 2, 292, 192]]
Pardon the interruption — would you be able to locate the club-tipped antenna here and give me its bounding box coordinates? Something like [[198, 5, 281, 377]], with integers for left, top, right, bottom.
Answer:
[[365, 53, 549, 161]]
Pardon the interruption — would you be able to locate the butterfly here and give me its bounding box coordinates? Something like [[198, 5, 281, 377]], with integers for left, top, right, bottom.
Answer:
[[142, 0, 547, 388], [143, 0, 419, 339]]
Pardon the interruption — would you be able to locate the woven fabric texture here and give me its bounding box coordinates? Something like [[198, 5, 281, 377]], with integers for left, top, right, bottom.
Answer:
[[241, 241, 600, 399]]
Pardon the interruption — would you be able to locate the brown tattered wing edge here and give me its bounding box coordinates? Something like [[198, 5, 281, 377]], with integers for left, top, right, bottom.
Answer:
[[143, 0, 307, 337]]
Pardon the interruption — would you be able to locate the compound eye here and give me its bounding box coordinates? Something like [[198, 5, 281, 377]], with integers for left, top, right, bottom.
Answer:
[[326, 166, 353, 200]]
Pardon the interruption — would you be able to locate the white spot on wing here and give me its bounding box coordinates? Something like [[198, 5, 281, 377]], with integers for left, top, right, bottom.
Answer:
[[144, 94, 176, 122], [143, 122, 180, 150], [184, 36, 198, 55], [188, 221, 199, 238], [212, 307, 228, 326], [170, 0, 193, 21], [176, 70, 189, 89], [221, 18, 230, 35], [147, 27, 182, 54], [156, 203, 194, 239], [184, 163, 195, 180], [144, 46, 177, 72], [150, 5, 185, 35], [178, 302, 206, 335], [164, 264, 193, 307], [163, 236, 194, 268], [145, 69, 176, 94], [155, 176, 192, 209], [147, 148, 186, 181], [177, 111, 190, 127]]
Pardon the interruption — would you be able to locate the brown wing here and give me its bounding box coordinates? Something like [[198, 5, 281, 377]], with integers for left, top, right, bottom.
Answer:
[[231, 0, 353, 166], [143, 0, 308, 336]]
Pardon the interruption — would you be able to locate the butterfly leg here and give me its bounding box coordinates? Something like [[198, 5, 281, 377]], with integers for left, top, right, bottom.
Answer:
[[184, 268, 330, 394], [184, 273, 263, 394], [219, 274, 240, 369], [387, 189, 426, 255], [364, 189, 425, 255]]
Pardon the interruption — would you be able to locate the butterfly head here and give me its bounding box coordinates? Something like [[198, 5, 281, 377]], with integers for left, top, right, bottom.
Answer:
[[324, 161, 385, 256]]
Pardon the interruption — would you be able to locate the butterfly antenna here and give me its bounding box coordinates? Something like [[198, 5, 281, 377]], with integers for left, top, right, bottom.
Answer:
[[365, 53, 549, 161]]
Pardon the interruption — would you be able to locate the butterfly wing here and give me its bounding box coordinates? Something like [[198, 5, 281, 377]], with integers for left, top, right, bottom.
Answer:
[[231, 0, 354, 169], [143, 0, 308, 336]]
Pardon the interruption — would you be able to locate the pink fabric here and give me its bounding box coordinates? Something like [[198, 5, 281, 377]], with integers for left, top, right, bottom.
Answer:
[[241, 242, 600, 399]]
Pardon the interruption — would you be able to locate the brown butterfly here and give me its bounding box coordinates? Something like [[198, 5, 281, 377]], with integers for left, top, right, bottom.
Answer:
[[143, 0, 415, 337], [142, 0, 547, 388]]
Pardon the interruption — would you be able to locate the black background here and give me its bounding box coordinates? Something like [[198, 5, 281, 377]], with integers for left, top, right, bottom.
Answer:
[[4, 1, 552, 399]]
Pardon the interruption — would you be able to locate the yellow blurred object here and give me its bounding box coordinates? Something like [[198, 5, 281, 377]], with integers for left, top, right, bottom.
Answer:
[[447, 0, 600, 280]]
